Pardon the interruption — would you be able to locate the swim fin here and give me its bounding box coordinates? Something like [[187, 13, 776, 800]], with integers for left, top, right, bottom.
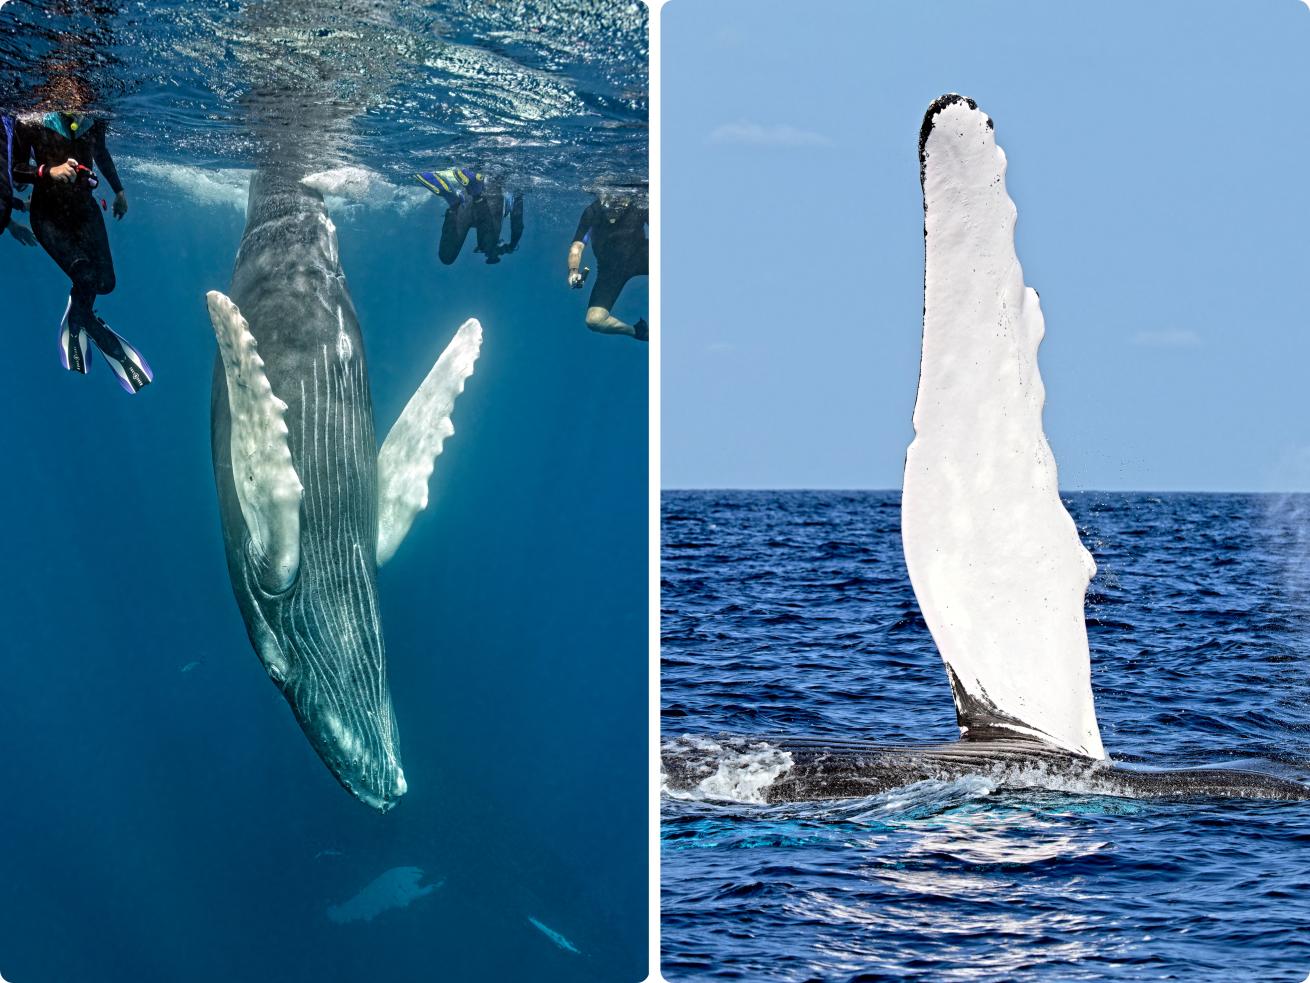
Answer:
[[415, 171, 463, 209], [633, 318, 649, 342], [455, 167, 485, 201], [57, 297, 92, 374], [83, 315, 153, 394]]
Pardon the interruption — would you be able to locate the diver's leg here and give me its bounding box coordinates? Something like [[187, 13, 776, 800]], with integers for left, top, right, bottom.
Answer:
[[473, 194, 502, 263], [54, 195, 149, 392], [585, 264, 642, 339], [507, 192, 524, 252], [80, 197, 116, 297], [32, 194, 98, 372], [585, 305, 637, 335], [66, 198, 116, 329], [438, 201, 475, 265], [33, 193, 113, 312]]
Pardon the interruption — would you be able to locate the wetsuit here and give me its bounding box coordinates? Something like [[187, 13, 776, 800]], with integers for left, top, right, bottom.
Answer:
[[12, 114, 123, 324], [439, 184, 524, 265], [573, 198, 648, 312], [0, 115, 14, 235]]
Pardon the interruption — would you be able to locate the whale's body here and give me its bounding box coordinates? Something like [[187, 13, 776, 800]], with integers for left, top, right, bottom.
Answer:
[[662, 736, 1310, 803], [208, 170, 480, 811], [662, 95, 1310, 805]]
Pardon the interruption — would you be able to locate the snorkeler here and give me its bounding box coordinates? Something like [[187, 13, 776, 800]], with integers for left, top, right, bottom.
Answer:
[[416, 166, 524, 265], [567, 189, 648, 341], [0, 114, 36, 247], [12, 111, 153, 393]]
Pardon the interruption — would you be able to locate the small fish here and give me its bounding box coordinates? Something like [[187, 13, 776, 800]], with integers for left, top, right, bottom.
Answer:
[[314, 848, 343, 860], [180, 661, 201, 673], [526, 915, 581, 955]]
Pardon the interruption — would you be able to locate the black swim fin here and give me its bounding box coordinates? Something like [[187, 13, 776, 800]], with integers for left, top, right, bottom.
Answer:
[[83, 315, 154, 394], [57, 297, 92, 374]]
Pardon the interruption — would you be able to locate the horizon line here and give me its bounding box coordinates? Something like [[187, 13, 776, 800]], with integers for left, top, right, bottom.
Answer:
[[661, 486, 1310, 495]]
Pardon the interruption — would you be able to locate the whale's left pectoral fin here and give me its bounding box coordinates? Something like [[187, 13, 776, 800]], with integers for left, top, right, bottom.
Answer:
[[903, 96, 1105, 761], [206, 290, 304, 592], [376, 318, 482, 566]]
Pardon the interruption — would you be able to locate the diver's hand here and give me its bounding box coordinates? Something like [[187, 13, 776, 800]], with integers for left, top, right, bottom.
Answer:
[[48, 158, 79, 184], [568, 269, 585, 289], [112, 191, 128, 220], [8, 223, 37, 247]]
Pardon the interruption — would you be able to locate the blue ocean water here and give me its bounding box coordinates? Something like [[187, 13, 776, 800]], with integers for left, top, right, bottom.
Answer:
[[662, 491, 1310, 982], [0, 3, 647, 981]]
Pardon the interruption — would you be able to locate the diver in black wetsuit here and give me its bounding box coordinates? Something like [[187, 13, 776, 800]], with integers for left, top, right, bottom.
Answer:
[[567, 191, 648, 342], [415, 167, 524, 265], [1, 114, 36, 247], [12, 112, 152, 393]]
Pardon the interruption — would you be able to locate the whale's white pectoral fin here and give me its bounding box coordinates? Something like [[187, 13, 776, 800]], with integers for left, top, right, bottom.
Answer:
[[206, 290, 304, 592], [376, 318, 482, 566], [902, 96, 1105, 760]]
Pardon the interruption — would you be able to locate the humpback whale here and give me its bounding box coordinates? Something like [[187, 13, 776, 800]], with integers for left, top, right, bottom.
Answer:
[[663, 95, 1310, 804], [207, 169, 480, 811]]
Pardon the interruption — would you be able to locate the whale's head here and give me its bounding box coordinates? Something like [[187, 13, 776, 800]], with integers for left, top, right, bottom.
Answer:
[[240, 550, 408, 813]]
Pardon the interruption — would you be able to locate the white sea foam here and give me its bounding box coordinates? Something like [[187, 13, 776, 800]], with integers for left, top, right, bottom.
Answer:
[[123, 159, 428, 214], [302, 166, 429, 213], [662, 735, 794, 804], [326, 866, 441, 924], [127, 160, 250, 211]]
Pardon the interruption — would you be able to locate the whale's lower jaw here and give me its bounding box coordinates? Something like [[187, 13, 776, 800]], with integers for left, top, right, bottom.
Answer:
[[285, 693, 408, 812], [662, 735, 1310, 804]]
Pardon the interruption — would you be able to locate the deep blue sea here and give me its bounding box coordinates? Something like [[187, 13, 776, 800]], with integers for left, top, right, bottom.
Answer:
[[662, 491, 1310, 982], [0, 3, 647, 981]]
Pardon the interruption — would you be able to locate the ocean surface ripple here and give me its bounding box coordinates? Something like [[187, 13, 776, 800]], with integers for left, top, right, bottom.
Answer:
[[662, 490, 1310, 981], [0, 0, 646, 195]]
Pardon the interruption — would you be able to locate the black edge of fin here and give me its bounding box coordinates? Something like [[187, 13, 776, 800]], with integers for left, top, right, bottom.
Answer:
[[944, 663, 1070, 750], [918, 93, 992, 189]]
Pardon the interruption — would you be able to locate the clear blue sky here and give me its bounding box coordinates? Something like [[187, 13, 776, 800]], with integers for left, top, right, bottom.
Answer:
[[661, 0, 1310, 491]]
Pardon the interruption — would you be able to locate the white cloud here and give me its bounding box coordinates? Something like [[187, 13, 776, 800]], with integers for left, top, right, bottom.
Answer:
[[707, 121, 834, 148], [1132, 329, 1202, 349]]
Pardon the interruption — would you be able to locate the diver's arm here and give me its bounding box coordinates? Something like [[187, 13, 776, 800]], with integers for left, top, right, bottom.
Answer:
[[16, 159, 78, 184], [93, 122, 128, 218], [9, 125, 41, 185], [9, 123, 75, 186], [567, 240, 586, 288], [92, 122, 124, 195], [14, 122, 77, 185], [568, 202, 595, 286]]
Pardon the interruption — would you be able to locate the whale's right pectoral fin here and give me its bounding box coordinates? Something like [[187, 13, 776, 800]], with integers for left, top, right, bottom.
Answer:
[[376, 318, 482, 567], [903, 96, 1105, 761], [206, 290, 304, 592]]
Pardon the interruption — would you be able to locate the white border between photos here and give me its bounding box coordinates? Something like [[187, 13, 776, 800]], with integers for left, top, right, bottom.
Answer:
[[646, 1, 664, 980]]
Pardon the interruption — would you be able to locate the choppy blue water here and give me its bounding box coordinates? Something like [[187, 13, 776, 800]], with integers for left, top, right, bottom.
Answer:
[[0, 3, 646, 981], [662, 491, 1310, 981]]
